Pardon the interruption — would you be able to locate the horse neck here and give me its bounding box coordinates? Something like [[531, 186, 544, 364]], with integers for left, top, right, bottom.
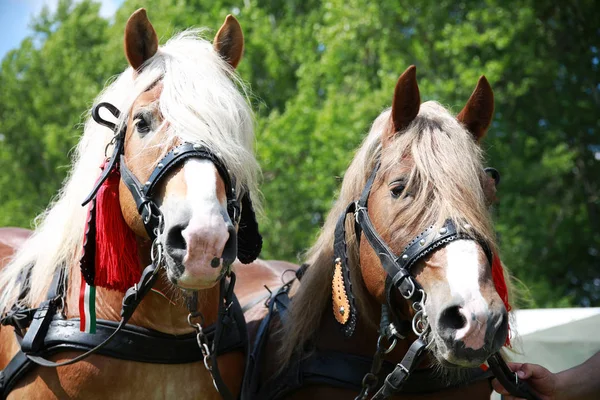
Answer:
[[316, 276, 427, 366], [63, 241, 220, 335]]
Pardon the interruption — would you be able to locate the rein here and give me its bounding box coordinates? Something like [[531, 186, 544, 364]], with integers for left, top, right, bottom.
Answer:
[[332, 161, 540, 400]]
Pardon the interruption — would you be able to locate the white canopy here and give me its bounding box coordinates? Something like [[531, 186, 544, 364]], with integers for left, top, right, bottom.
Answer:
[[508, 307, 600, 372], [491, 307, 600, 399]]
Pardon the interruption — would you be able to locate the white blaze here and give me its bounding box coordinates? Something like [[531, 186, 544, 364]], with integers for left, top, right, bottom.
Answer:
[[179, 159, 230, 284], [445, 239, 488, 349]]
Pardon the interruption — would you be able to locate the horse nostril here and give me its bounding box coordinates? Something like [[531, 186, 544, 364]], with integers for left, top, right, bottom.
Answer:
[[439, 306, 467, 331], [221, 223, 237, 266], [166, 223, 187, 254], [492, 310, 509, 349]]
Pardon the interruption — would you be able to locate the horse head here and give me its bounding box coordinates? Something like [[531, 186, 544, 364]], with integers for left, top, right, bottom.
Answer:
[[356, 66, 507, 368], [87, 9, 261, 291]]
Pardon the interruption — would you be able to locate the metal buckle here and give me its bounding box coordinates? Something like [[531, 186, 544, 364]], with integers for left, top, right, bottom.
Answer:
[[398, 363, 410, 375], [401, 278, 416, 299]]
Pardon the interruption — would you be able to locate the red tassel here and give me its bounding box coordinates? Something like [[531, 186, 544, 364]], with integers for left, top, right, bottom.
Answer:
[[491, 252, 512, 346], [94, 168, 141, 292]]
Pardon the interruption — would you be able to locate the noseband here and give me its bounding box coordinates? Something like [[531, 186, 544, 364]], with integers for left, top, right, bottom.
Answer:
[[333, 161, 539, 400]]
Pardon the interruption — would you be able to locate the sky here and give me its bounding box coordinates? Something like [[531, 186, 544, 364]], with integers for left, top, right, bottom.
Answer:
[[0, 0, 124, 60]]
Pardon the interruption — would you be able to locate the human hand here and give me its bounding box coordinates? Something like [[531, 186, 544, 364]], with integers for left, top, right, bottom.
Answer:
[[491, 362, 558, 400]]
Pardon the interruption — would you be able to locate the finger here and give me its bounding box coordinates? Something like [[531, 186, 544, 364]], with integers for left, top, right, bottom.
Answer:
[[491, 378, 510, 395], [506, 362, 524, 372], [517, 363, 534, 379]]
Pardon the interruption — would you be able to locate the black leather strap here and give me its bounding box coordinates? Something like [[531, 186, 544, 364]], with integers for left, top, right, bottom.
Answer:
[[371, 338, 427, 399], [30, 316, 241, 363], [301, 349, 493, 395], [82, 103, 126, 206], [23, 262, 160, 368], [143, 143, 235, 202], [243, 284, 292, 399], [20, 266, 65, 354], [488, 353, 540, 400], [0, 350, 29, 399], [332, 202, 359, 336], [118, 142, 240, 240], [1, 293, 246, 399]]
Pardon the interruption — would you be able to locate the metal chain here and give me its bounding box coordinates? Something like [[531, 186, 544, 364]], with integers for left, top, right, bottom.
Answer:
[[355, 331, 397, 400], [187, 312, 214, 374]]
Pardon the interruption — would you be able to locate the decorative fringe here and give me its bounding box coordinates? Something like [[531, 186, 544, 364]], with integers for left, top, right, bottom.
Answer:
[[94, 168, 141, 292], [491, 252, 512, 346]]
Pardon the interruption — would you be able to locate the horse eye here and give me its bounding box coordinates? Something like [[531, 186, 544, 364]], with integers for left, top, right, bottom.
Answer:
[[134, 114, 151, 136], [389, 182, 406, 199], [484, 167, 500, 186]]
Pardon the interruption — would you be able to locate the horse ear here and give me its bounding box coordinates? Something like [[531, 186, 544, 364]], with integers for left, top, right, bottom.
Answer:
[[124, 9, 158, 71], [214, 15, 244, 69], [384, 65, 421, 146], [457, 76, 494, 142]]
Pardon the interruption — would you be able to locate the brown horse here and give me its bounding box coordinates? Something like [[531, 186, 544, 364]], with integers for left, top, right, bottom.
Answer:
[[0, 9, 259, 399], [243, 66, 511, 399], [0, 229, 31, 266]]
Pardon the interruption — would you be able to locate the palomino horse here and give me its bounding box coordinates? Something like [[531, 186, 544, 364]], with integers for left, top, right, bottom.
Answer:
[[0, 9, 261, 399], [243, 66, 526, 400]]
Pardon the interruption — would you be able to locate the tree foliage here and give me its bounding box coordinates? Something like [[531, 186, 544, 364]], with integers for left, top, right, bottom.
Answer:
[[0, 0, 598, 307]]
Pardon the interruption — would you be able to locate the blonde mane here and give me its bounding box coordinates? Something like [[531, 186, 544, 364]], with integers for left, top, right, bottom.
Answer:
[[279, 101, 500, 364], [0, 29, 259, 314]]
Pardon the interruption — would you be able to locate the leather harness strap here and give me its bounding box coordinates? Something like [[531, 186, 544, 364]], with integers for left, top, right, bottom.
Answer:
[[0, 265, 247, 399]]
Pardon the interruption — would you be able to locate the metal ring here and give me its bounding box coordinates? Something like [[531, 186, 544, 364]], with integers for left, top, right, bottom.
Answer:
[[361, 372, 378, 389], [412, 300, 422, 312], [104, 136, 117, 157], [187, 311, 205, 328], [377, 335, 398, 354]]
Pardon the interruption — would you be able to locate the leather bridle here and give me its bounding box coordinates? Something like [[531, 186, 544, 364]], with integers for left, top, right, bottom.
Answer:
[[333, 161, 540, 400], [85, 102, 241, 246]]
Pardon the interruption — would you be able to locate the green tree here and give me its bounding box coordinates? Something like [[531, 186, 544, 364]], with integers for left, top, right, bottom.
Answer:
[[1, 0, 598, 308]]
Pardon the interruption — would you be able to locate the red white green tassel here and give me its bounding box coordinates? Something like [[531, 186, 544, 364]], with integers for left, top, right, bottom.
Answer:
[[79, 278, 97, 334]]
